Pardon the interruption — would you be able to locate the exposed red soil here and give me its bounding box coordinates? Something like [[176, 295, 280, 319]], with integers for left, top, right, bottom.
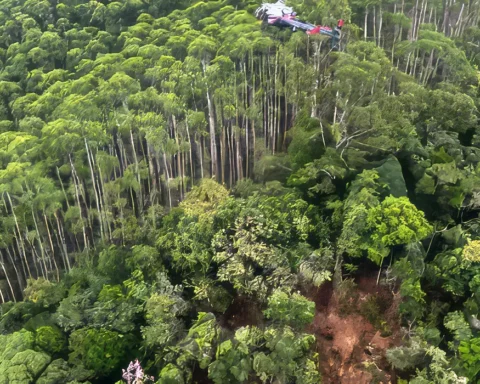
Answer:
[[306, 273, 403, 384], [216, 272, 403, 384]]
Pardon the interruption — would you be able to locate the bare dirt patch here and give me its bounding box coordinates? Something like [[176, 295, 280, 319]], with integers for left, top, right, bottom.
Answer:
[[307, 273, 403, 384]]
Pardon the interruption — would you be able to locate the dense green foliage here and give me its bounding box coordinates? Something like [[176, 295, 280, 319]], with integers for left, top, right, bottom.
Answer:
[[0, 0, 480, 382]]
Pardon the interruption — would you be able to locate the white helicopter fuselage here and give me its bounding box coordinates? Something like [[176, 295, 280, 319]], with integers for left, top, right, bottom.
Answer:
[[254, 0, 294, 19]]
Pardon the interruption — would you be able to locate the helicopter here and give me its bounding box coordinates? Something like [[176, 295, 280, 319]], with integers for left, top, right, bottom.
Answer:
[[254, 0, 344, 49]]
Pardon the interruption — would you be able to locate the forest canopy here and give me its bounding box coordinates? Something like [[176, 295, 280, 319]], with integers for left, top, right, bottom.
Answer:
[[0, 0, 479, 382]]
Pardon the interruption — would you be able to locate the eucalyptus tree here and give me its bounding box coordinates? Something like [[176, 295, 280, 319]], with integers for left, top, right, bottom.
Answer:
[[188, 35, 219, 179]]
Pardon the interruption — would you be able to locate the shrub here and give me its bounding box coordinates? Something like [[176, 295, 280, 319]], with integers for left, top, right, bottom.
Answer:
[[35, 326, 66, 355]]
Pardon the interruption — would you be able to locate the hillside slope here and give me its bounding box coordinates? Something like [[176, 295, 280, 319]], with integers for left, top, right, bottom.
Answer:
[[0, 0, 480, 383]]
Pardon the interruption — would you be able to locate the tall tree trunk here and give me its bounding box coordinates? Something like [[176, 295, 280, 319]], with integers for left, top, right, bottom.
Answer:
[[364, 6, 369, 41], [146, 144, 158, 197], [453, 3, 465, 37], [206, 85, 217, 179], [199, 135, 204, 179], [6, 192, 31, 279], [422, 49, 435, 85], [56, 166, 70, 209], [130, 129, 143, 214], [252, 61, 257, 170], [43, 212, 60, 281], [220, 125, 225, 185], [181, 147, 187, 195], [55, 211, 71, 271], [185, 118, 194, 188], [412, 0, 420, 41], [244, 58, 251, 179], [32, 211, 55, 279], [443, 0, 450, 35], [6, 246, 24, 292], [421, 0, 428, 25], [411, 49, 419, 77], [163, 152, 172, 208], [96, 165, 113, 241], [85, 139, 104, 242], [378, 5, 383, 46], [91, 147, 110, 239], [333, 91, 339, 124], [51, 218, 66, 265], [203, 60, 217, 180], [227, 123, 233, 186], [69, 155, 88, 250], [236, 134, 242, 181], [26, 236, 42, 279], [418, 50, 427, 81], [1, 258, 16, 302], [172, 116, 184, 200], [272, 51, 279, 154]]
